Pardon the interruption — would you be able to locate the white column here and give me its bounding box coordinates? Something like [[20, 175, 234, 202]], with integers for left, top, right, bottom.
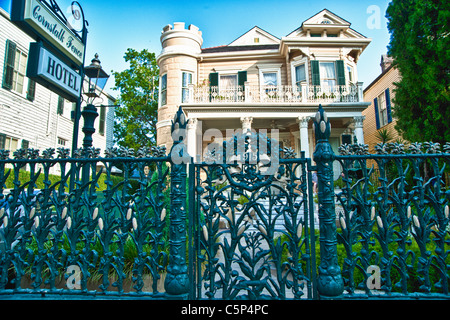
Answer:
[[187, 118, 198, 161], [353, 116, 365, 144], [240, 116, 253, 133], [298, 116, 311, 158]]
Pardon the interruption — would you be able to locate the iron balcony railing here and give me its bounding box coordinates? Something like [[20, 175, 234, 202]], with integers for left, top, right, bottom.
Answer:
[[187, 82, 364, 104]]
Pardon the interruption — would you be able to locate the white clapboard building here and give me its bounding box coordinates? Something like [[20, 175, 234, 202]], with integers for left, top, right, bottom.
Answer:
[[0, 2, 115, 163]]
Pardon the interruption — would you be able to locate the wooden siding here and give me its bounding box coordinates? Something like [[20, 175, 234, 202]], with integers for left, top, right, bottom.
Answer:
[[0, 12, 114, 157], [363, 66, 402, 152]]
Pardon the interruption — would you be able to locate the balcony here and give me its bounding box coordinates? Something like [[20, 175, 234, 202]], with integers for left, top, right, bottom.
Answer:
[[186, 82, 364, 104]]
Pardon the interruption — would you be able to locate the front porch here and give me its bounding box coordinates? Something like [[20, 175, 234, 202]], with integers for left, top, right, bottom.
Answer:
[[182, 104, 368, 174]]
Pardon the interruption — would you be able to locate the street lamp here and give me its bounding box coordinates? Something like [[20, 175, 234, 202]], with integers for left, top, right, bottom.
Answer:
[[81, 54, 109, 150]]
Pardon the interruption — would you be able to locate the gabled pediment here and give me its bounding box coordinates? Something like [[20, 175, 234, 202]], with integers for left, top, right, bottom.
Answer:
[[302, 9, 351, 26], [229, 26, 280, 46], [285, 9, 366, 39]]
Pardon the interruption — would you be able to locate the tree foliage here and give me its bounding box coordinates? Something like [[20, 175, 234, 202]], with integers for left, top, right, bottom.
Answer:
[[386, 0, 450, 144], [112, 49, 159, 150]]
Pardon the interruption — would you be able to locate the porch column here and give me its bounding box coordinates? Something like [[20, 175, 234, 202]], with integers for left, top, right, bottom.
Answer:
[[298, 116, 311, 158], [353, 116, 365, 144], [187, 118, 198, 162], [240, 116, 253, 133]]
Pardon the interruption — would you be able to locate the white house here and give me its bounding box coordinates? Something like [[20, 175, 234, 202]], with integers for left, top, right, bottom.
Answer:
[[156, 9, 371, 163], [0, 2, 115, 162]]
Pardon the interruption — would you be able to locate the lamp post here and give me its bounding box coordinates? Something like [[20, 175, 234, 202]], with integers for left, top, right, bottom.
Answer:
[[81, 53, 109, 150]]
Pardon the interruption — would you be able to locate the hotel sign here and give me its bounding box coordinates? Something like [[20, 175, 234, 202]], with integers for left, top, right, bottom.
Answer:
[[27, 42, 81, 101], [11, 0, 85, 66]]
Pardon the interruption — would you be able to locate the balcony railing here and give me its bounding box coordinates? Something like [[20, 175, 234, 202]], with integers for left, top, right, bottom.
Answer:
[[187, 82, 364, 104]]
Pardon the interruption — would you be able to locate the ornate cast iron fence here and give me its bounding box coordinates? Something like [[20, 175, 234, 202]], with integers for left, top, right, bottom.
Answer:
[[0, 105, 449, 300], [190, 130, 317, 300], [0, 146, 171, 298], [334, 141, 450, 299]]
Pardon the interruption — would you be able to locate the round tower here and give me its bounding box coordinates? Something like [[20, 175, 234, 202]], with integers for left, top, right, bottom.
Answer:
[[156, 22, 203, 151]]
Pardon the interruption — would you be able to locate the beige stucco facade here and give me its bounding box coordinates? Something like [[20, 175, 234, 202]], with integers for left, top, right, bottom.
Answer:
[[157, 10, 372, 169]]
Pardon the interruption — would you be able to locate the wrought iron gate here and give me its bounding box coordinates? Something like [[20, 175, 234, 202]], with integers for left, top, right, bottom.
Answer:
[[188, 130, 318, 300]]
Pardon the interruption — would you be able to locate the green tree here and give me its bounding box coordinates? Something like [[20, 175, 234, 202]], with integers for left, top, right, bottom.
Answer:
[[112, 49, 159, 150], [386, 0, 450, 144]]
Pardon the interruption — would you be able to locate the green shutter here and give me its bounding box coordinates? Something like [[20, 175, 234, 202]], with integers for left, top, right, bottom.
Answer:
[[27, 80, 36, 101], [238, 71, 247, 86], [57, 96, 64, 115], [385, 88, 393, 123], [2, 40, 16, 90], [209, 72, 219, 102], [209, 72, 219, 87], [99, 106, 106, 135], [21, 139, 29, 150], [336, 60, 346, 86], [0, 133, 6, 150], [374, 97, 380, 129], [310, 61, 320, 86]]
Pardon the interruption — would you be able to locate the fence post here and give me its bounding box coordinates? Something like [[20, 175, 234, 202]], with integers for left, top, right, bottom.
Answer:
[[312, 104, 344, 298], [165, 106, 190, 299]]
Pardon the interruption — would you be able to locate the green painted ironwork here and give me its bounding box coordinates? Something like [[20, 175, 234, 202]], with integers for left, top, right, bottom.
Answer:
[[313, 104, 344, 298], [0, 105, 449, 300], [191, 130, 317, 299], [335, 141, 450, 298]]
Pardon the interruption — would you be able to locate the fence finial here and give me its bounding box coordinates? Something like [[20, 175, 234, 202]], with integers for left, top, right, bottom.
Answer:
[[313, 104, 331, 142]]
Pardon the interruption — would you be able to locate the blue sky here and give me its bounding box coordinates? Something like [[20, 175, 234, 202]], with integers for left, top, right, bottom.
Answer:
[[5, 0, 392, 96]]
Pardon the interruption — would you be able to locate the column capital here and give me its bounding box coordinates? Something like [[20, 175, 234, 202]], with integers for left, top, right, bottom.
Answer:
[[297, 116, 311, 128], [240, 116, 253, 124], [240, 116, 253, 132], [187, 117, 198, 130], [353, 116, 365, 128]]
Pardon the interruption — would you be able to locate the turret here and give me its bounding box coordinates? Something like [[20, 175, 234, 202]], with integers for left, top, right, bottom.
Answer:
[[156, 23, 203, 150]]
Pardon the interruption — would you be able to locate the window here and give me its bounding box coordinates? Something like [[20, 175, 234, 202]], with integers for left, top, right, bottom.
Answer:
[[254, 38, 260, 43], [57, 137, 68, 146], [347, 65, 354, 83], [377, 92, 388, 127], [319, 62, 337, 88], [311, 34, 321, 37], [2, 40, 27, 94], [181, 71, 192, 103], [295, 64, 306, 88], [219, 74, 237, 89], [374, 89, 393, 129], [160, 74, 167, 107], [1, 135, 19, 152], [262, 72, 277, 86]]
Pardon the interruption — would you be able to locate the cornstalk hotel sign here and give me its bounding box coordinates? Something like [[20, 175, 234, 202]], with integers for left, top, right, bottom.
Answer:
[[11, 0, 85, 66], [28, 42, 81, 100]]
